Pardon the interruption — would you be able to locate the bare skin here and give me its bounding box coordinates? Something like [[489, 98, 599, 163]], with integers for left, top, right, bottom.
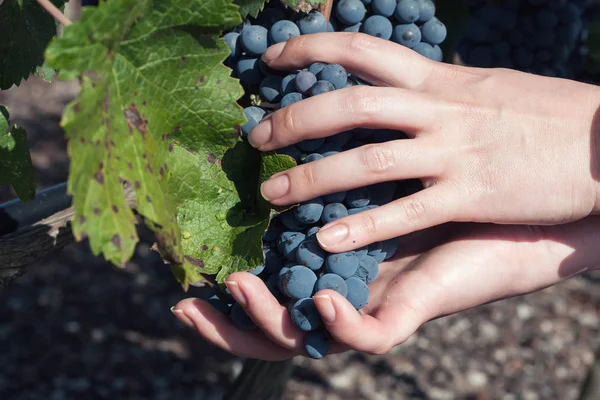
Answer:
[[172, 33, 600, 359], [173, 217, 600, 359], [249, 33, 600, 253]]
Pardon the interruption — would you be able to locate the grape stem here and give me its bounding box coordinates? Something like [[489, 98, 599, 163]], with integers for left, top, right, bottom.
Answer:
[[319, 0, 334, 22], [37, 0, 73, 26]]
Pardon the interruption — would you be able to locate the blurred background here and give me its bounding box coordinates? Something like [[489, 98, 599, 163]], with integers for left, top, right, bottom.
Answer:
[[1, 1, 600, 399]]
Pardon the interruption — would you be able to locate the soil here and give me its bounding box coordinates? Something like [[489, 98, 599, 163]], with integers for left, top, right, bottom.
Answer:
[[1, 77, 599, 400]]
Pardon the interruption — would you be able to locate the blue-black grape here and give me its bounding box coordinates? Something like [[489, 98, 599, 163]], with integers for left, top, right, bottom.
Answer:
[[294, 197, 324, 224], [303, 153, 324, 163], [230, 303, 257, 331], [323, 191, 347, 204], [280, 210, 309, 230], [207, 293, 232, 314], [281, 74, 297, 96], [280, 92, 304, 107], [353, 254, 379, 284], [310, 80, 336, 96], [328, 131, 353, 147], [296, 239, 326, 270], [326, 252, 359, 279], [240, 25, 268, 56], [421, 17, 447, 45], [318, 64, 348, 89], [418, 0, 436, 22], [279, 231, 306, 261], [321, 203, 348, 224], [395, 0, 420, 23], [392, 24, 422, 48], [249, 264, 265, 276], [298, 11, 327, 34], [345, 277, 370, 309], [371, 0, 396, 18], [336, 0, 367, 25], [346, 187, 371, 208], [304, 331, 329, 359], [281, 266, 318, 299], [309, 62, 327, 75], [295, 71, 318, 93], [241, 106, 265, 138], [269, 20, 300, 44], [362, 15, 393, 40], [236, 58, 261, 85], [224, 32, 242, 60], [259, 75, 283, 103], [315, 273, 349, 297], [290, 298, 322, 331]]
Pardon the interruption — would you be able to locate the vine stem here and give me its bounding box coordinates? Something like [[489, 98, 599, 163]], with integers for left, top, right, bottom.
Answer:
[[37, 0, 73, 26], [320, 0, 334, 21]]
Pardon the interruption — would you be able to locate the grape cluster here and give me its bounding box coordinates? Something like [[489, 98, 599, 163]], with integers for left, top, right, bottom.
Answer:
[[457, 0, 590, 78], [208, 0, 445, 359]]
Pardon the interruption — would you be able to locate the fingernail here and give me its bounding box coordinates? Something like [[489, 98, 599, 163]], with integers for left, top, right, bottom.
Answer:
[[248, 116, 272, 149], [316, 224, 348, 248], [261, 174, 290, 201], [225, 280, 247, 308], [263, 42, 286, 64], [314, 295, 336, 323], [170, 307, 195, 330]]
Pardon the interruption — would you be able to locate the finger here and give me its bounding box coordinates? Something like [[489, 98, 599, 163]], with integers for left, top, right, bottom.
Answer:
[[248, 86, 443, 151], [312, 290, 401, 355], [316, 184, 458, 253], [262, 32, 441, 90], [172, 298, 296, 361], [224, 273, 350, 357], [224, 272, 306, 351], [260, 138, 443, 205]]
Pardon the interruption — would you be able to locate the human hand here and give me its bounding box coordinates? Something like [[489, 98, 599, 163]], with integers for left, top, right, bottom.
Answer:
[[248, 32, 600, 253], [171, 216, 600, 360]]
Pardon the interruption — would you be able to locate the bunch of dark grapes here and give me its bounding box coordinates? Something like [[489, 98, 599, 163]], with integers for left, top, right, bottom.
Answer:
[[457, 0, 590, 79], [205, 0, 446, 359]]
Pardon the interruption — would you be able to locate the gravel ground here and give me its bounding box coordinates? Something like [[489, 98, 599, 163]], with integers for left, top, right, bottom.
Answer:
[[1, 78, 599, 400]]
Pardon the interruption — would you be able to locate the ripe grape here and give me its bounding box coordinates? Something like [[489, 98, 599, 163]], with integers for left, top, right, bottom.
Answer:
[[240, 25, 268, 56], [269, 20, 300, 44], [296, 238, 326, 270], [298, 11, 327, 34], [304, 331, 329, 359], [294, 197, 325, 225], [336, 0, 367, 25], [290, 298, 322, 331], [318, 64, 348, 89], [362, 15, 393, 40], [315, 273, 349, 297], [345, 277, 370, 309], [325, 252, 359, 279], [321, 203, 349, 224], [295, 71, 318, 93], [281, 266, 318, 299]]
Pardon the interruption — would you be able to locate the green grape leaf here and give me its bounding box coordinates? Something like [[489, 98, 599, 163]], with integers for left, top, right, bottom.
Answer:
[[44, 0, 243, 281], [234, 0, 268, 18], [166, 142, 296, 284], [0, 0, 66, 89], [35, 61, 56, 83], [0, 106, 36, 201]]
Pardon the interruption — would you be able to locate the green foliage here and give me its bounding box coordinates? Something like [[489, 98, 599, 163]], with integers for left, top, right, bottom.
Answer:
[[166, 144, 296, 283], [0, 106, 36, 201], [235, 0, 268, 18], [0, 0, 66, 89], [44, 0, 246, 284]]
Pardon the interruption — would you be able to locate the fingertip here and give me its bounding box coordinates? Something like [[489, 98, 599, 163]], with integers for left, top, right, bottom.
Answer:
[[263, 42, 286, 65]]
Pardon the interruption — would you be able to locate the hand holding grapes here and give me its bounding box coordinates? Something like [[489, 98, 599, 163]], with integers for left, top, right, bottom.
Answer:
[[172, 217, 600, 359], [249, 33, 600, 254]]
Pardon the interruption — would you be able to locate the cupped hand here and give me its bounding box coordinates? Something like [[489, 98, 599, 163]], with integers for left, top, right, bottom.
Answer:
[[171, 216, 600, 360], [248, 32, 600, 253]]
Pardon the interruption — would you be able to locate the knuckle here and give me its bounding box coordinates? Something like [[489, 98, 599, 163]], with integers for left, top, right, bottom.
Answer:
[[362, 144, 396, 174], [287, 34, 309, 53], [279, 105, 298, 135], [359, 211, 379, 236], [401, 197, 427, 224], [347, 32, 374, 53], [297, 164, 317, 188]]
